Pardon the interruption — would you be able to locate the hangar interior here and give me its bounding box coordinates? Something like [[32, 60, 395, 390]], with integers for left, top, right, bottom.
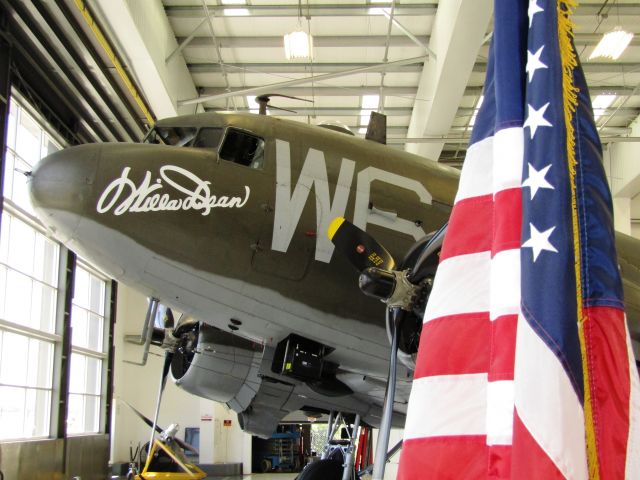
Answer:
[[0, 1, 638, 479]]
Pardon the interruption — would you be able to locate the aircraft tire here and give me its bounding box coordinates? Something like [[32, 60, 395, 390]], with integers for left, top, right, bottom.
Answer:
[[260, 458, 272, 473], [297, 459, 345, 480]]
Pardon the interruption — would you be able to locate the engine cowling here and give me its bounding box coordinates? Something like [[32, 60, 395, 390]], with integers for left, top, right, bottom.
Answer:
[[171, 322, 263, 413], [389, 225, 446, 370]]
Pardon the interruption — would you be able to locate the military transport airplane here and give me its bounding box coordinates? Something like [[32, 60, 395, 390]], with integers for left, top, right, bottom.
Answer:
[[28, 111, 640, 446]]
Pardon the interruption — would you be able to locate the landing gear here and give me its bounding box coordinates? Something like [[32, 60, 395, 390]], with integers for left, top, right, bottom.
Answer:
[[298, 411, 361, 480]]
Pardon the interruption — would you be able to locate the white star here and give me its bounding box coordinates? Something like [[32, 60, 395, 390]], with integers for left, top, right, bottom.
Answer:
[[522, 223, 558, 262], [526, 46, 548, 83], [522, 163, 554, 199], [523, 103, 553, 139], [528, 0, 544, 28]]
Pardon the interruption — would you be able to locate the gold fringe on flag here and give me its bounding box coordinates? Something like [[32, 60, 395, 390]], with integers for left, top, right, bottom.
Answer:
[[557, 0, 600, 478]]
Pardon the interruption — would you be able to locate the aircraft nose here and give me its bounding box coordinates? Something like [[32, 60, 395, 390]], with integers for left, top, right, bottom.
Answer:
[[29, 144, 100, 241]]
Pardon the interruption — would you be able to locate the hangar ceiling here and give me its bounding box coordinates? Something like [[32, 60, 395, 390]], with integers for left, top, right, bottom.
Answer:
[[2, 1, 640, 166], [157, 0, 640, 167]]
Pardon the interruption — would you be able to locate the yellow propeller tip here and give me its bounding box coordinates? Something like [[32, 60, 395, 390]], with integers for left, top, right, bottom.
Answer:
[[327, 217, 346, 240]]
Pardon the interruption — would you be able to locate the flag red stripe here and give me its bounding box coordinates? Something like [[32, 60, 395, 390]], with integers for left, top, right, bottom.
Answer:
[[414, 312, 490, 379], [488, 444, 512, 479], [440, 194, 493, 260], [397, 436, 487, 480], [583, 306, 631, 479], [440, 188, 522, 262], [492, 188, 522, 256], [511, 412, 567, 479]]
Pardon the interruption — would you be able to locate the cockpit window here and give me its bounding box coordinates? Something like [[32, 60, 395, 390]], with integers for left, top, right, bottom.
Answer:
[[193, 128, 224, 149], [144, 126, 197, 147], [219, 129, 265, 169]]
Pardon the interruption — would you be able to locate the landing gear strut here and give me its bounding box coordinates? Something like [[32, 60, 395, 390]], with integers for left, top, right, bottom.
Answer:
[[298, 411, 361, 480]]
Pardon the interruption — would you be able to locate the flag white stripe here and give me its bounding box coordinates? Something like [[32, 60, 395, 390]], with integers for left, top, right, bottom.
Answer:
[[424, 251, 491, 323], [455, 136, 494, 204], [490, 249, 521, 320], [514, 314, 588, 480], [403, 374, 488, 440], [493, 127, 525, 192], [486, 380, 515, 446], [624, 318, 640, 479]]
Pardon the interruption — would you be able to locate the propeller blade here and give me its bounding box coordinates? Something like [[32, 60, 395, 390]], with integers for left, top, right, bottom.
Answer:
[[120, 399, 199, 455], [161, 350, 173, 391], [328, 217, 395, 272], [121, 399, 162, 434]]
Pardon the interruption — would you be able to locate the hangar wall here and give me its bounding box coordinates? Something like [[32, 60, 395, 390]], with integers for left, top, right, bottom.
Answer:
[[110, 285, 252, 472], [0, 435, 109, 480]]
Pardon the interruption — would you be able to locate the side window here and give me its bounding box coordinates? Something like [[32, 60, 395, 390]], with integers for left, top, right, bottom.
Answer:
[[144, 127, 196, 147], [219, 129, 265, 169], [193, 128, 223, 149]]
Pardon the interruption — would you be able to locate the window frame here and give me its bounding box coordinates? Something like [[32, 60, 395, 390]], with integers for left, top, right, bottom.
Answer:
[[0, 95, 115, 441], [218, 127, 266, 170], [67, 259, 111, 436]]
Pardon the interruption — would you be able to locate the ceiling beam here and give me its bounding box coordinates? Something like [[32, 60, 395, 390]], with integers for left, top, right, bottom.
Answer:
[[206, 107, 414, 116], [574, 33, 640, 46], [175, 33, 640, 50], [164, 3, 640, 18], [572, 3, 640, 16], [198, 86, 418, 97], [165, 4, 438, 18], [199, 105, 640, 117], [406, 0, 493, 160], [472, 62, 640, 74], [197, 85, 639, 98], [188, 62, 424, 74], [182, 55, 427, 105], [92, 0, 200, 118], [178, 35, 429, 49]]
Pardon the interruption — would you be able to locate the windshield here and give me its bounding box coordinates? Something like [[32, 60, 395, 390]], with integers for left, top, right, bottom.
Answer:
[[143, 126, 197, 147]]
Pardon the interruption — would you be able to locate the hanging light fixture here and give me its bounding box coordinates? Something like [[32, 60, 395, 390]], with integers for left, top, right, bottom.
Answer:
[[589, 27, 634, 60], [284, 0, 313, 60], [284, 30, 313, 60], [589, 1, 634, 60]]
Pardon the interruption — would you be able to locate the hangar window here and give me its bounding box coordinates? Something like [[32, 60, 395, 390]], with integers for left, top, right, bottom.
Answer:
[[0, 101, 62, 440], [68, 262, 108, 435], [193, 127, 224, 149], [219, 128, 265, 169], [0, 98, 115, 440]]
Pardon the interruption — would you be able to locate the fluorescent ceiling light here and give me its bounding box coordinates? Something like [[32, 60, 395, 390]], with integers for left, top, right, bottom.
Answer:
[[469, 95, 484, 127], [284, 30, 313, 60], [223, 8, 249, 16], [589, 28, 634, 60], [592, 94, 616, 119], [221, 0, 246, 4]]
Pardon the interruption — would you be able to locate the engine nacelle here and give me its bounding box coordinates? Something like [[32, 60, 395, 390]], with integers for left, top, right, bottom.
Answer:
[[171, 322, 263, 413], [390, 224, 447, 369]]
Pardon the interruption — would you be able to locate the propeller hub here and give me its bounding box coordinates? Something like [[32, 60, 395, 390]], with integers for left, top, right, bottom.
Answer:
[[358, 268, 418, 311]]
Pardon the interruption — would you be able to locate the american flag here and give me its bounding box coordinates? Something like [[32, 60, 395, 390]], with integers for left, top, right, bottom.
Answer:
[[397, 1, 640, 478]]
